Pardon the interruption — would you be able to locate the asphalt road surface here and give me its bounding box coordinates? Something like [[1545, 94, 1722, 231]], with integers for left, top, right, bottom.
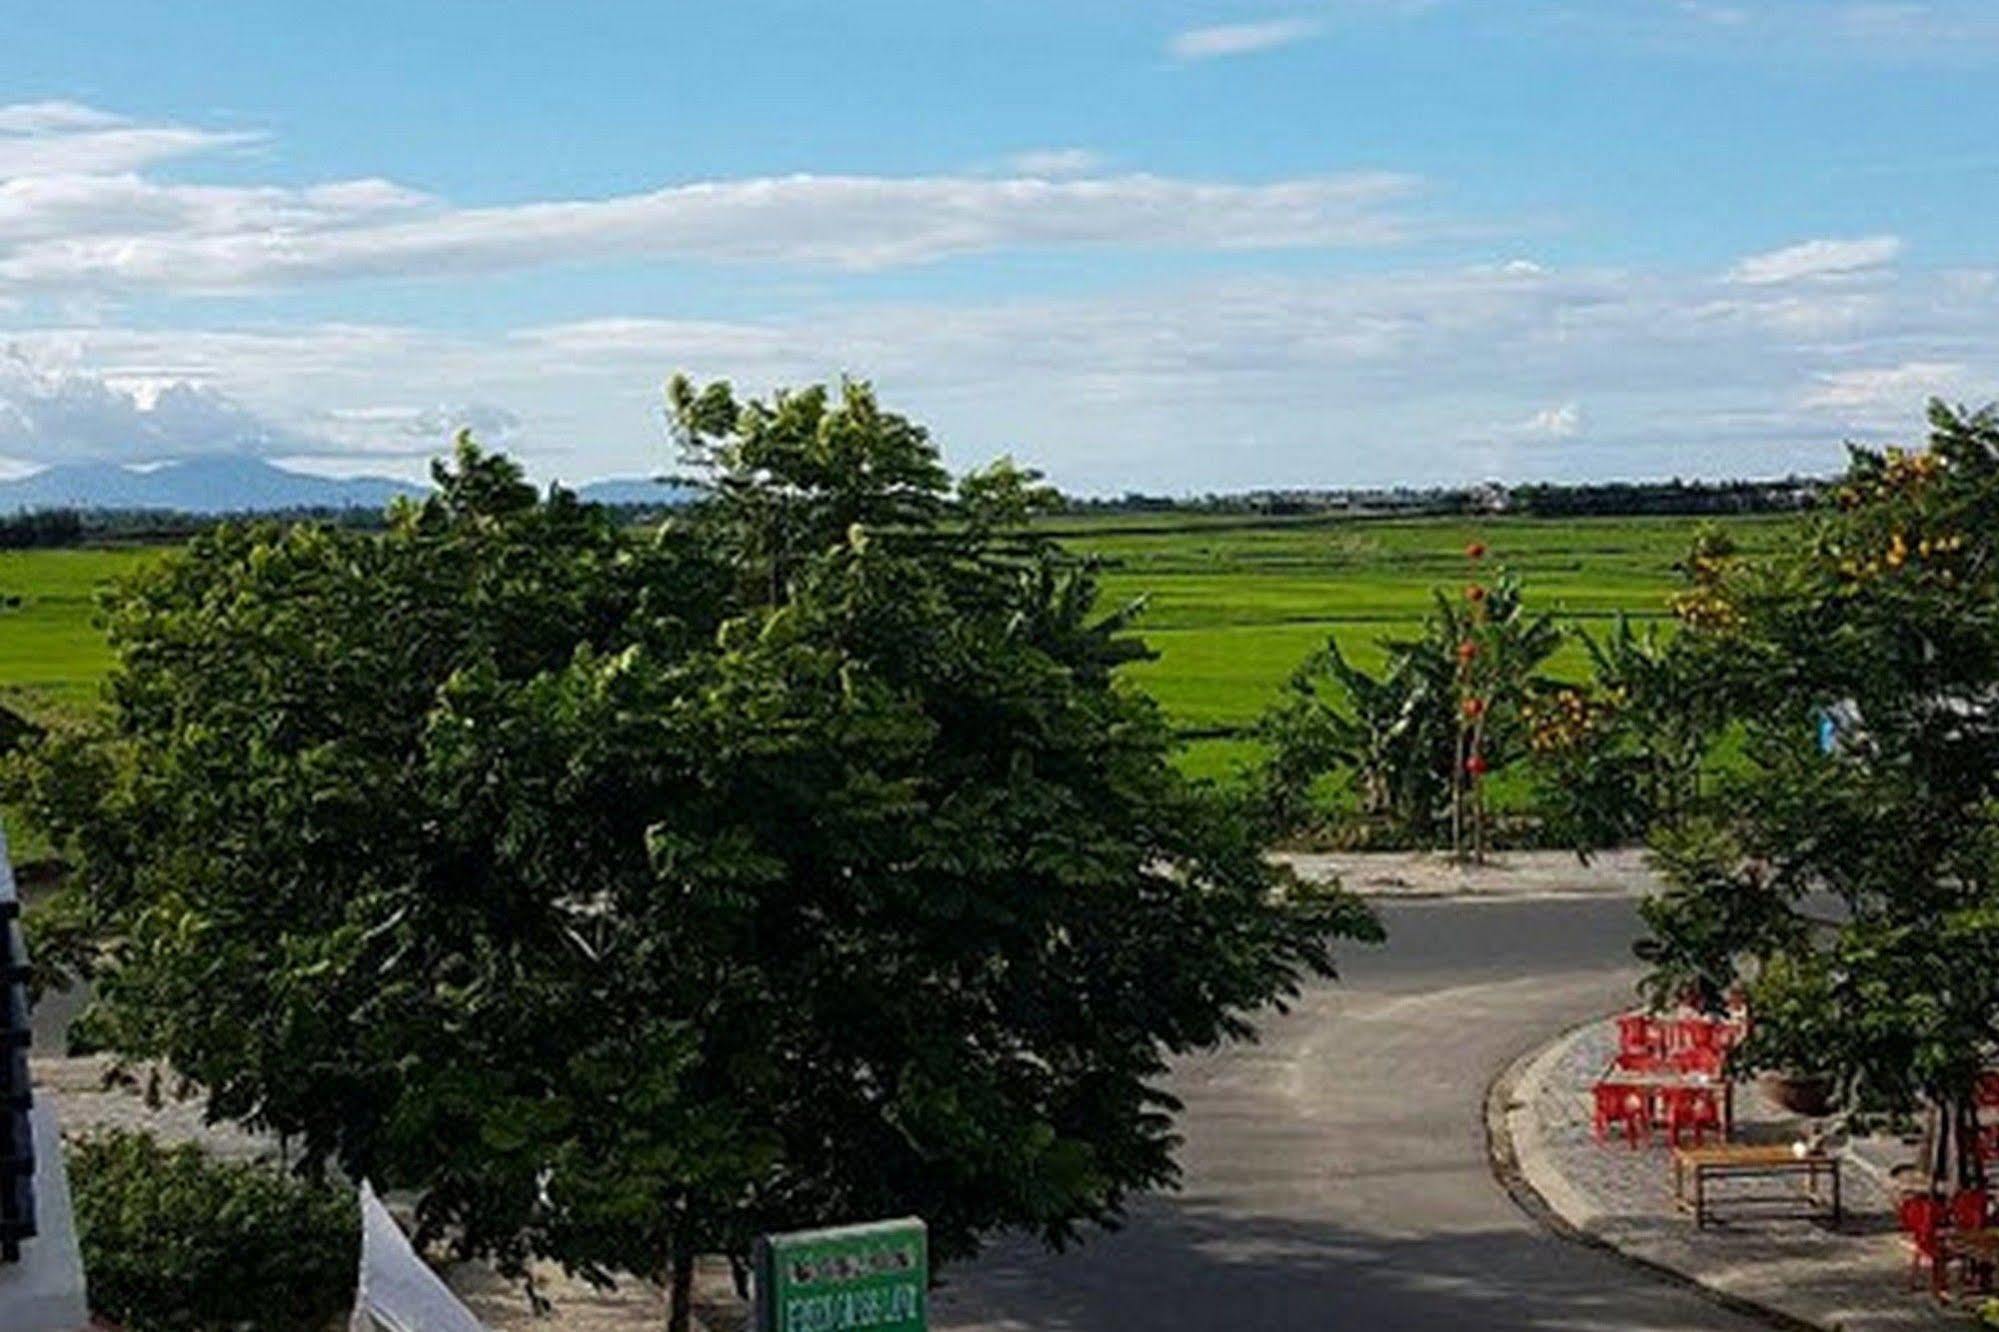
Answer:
[[932, 896, 1768, 1332]]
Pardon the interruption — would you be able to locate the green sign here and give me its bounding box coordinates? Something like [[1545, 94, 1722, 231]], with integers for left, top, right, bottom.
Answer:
[[753, 1217, 927, 1332]]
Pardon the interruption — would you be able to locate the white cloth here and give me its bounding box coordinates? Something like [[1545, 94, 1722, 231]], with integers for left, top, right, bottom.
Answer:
[[349, 1181, 488, 1332]]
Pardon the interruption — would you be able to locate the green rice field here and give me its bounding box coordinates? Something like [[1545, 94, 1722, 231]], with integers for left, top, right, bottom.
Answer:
[[0, 511, 1796, 785], [0, 546, 154, 728], [1047, 511, 1793, 778]]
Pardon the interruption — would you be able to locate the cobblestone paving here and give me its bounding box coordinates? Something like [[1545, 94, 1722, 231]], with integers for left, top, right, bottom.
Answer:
[[1515, 1022, 1960, 1331]]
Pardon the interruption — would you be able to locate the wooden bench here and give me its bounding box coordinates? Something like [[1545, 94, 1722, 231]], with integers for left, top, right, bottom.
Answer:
[[1672, 1144, 1841, 1229]]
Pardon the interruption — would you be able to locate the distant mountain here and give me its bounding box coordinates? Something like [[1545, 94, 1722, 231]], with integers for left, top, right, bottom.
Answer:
[[0, 458, 699, 515], [0, 456, 423, 514], [571, 475, 697, 507]]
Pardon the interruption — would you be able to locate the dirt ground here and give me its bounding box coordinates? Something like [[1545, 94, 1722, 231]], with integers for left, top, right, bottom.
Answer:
[[452, 1258, 745, 1331]]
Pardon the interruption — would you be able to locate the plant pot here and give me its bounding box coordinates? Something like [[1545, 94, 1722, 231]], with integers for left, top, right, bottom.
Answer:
[[1758, 1069, 1836, 1118]]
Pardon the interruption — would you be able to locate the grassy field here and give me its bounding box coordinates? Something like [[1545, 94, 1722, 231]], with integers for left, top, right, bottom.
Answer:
[[0, 511, 1798, 786], [0, 546, 154, 727], [0, 546, 156, 859], [1044, 511, 1794, 778]]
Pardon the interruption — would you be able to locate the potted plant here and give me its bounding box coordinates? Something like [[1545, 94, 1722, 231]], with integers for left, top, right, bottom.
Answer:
[[1743, 952, 1842, 1118]]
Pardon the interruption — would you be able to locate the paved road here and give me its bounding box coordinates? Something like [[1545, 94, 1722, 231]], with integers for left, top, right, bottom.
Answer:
[[932, 896, 1767, 1331]]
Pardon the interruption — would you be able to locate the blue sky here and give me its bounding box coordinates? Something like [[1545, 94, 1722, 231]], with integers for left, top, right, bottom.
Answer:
[[2, 1, 1995, 492]]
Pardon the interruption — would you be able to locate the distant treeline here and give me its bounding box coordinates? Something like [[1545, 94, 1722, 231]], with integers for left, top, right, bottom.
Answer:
[[1507, 477, 1822, 516], [1, 479, 1820, 549], [0, 506, 390, 548], [1060, 475, 1826, 520], [0, 508, 86, 549], [0, 499, 688, 548]]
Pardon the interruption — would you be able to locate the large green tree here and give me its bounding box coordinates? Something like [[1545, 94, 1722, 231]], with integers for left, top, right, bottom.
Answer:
[[11, 380, 1378, 1329], [1637, 402, 1999, 1189]]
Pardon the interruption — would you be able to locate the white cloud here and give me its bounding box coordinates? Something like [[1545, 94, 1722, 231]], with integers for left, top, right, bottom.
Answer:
[[482, 265, 1999, 483], [1801, 360, 1964, 409], [316, 401, 522, 452], [0, 101, 1433, 300], [0, 103, 126, 134], [0, 102, 257, 178], [0, 103, 1424, 296], [1168, 19, 1323, 61], [8, 255, 1997, 489], [1496, 401, 1584, 439], [1002, 148, 1105, 178], [0, 348, 328, 464], [0, 167, 1423, 293], [1729, 235, 1904, 285], [0, 173, 431, 250]]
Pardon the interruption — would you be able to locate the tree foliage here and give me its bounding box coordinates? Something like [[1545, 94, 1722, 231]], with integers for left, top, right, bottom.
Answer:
[[1636, 402, 1999, 1186], [1259, 538, 1742, 862], [1256, 633, 1456, 842], [69, 1131, 358, 1332], [8, 382, 1379, 1328], [1257, 555, 1567, 858]]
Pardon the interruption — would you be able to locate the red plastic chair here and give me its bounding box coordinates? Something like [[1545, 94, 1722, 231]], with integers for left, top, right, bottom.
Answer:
[[1615, 1013, 1657, 1061], [1672, 1045, 1725, 1078], [1663, 1085, 1723, 1147], [1666, 1016, 1730, 1059], [1616, 1014, 1672, 1073], [1592, 1082, 1651, 1149], [1661, 1017, 1694, 1054], [1901, 1194, 1950, 1294]]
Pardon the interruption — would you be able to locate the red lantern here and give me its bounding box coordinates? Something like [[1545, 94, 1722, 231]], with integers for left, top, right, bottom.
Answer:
[[1465, 754, 1488, 777]]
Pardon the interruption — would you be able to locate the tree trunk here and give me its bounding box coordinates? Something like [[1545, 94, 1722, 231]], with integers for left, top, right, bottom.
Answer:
[[667, 1247, 696, 1332], [1449, 729, 1465, 864], [1466, 713, 1489, 866], [1923, 1094, 1988, 1196]]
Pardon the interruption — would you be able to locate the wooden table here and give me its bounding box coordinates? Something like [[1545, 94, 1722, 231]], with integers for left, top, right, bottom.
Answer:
[[1672, 1144, 1841, 1229]]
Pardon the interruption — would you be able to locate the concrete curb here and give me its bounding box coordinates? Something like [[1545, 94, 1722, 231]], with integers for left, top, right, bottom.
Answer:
[[1343, 880, 1639, 904], [1276, 848, 1662, 903], [1485, 1020, 1824, 1332]]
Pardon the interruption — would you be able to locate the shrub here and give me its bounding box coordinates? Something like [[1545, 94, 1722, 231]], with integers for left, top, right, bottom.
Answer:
[[69, 1131, 356, 1332], [1258, 565, 1563, 860]]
